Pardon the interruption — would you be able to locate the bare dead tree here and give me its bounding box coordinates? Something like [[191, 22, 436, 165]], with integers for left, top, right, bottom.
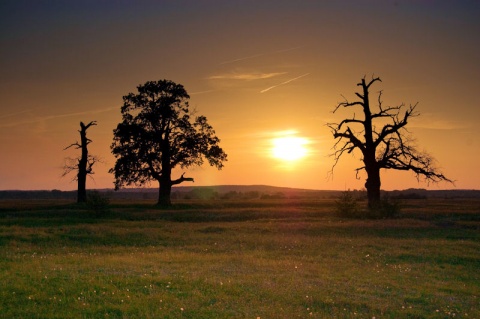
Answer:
[[63, 121, 99, 203], [327, 76, 453, 208]]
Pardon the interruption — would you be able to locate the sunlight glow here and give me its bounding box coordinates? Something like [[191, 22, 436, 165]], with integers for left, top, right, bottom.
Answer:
[[271, 132, 310, 162]]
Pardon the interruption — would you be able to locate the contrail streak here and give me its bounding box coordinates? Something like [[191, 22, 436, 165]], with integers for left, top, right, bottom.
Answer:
[[190, 89, 216, 95], [0, 109, 31, 119], [220, 46, 304, 65], [260, 73, 310, 93], [207, 72, 286, 81]]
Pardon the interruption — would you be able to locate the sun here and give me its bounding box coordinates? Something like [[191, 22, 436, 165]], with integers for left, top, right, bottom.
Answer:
[[271, 133, 309, 162]]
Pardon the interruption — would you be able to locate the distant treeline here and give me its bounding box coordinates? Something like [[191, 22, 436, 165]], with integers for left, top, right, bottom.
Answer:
[[1, 187, 479, 201], [0, 190, 77, 200]]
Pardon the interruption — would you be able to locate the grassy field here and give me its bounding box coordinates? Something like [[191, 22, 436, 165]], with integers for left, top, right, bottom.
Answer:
[[0, 198, 479, 318]]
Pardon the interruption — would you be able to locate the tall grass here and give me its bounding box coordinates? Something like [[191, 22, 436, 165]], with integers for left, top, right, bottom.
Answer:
[[0, 198, 479, 318]]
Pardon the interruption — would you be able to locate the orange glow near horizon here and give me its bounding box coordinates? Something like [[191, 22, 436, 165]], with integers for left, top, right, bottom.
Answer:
[[0, 1, 478, 191]]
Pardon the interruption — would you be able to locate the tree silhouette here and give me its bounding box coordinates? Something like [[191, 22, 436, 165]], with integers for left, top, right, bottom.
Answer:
[[110, 80, 227, 206], [63, 121, 99, 203], [327, 76, 452, 208]]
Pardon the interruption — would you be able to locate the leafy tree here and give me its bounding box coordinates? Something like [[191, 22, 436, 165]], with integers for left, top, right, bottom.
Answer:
[[110, 80, 227, 206], [327, 76, 452, 209], [63, 121, 99, 203]]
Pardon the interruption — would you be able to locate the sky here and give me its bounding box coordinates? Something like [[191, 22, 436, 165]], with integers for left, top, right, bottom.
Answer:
[[1, 0, 479, 191]]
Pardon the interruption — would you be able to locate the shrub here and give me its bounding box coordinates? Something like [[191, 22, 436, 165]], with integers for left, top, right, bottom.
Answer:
[[336, 191, 400, 219], [335, 191, 361, 218], [86, 191, 110, 217], [368, 196, 401, 218]]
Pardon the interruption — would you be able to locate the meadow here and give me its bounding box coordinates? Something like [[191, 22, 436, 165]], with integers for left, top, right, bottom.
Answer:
[[0, 197, 479, 318]]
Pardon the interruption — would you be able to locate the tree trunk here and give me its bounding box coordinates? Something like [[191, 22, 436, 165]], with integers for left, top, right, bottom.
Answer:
[[365, 167, 381, 208], [360, 78, 381, 209], [157, 132, 173, 206], [77, 166, 87, 203], [77, 123, 89, 203], [158, 166, 173, 206], [158, 180, 172, 206]]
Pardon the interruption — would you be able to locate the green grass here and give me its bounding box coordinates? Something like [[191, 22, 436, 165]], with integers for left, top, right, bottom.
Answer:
[[0, 198, 479, 318]]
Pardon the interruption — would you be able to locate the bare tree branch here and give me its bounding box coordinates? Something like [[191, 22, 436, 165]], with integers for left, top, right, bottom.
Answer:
[[63, 142, 81, 150], [328, 76, 452, 208], [171, 172, 195, 185]]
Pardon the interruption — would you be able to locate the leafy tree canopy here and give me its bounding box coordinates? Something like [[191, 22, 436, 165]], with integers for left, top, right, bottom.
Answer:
[[110, 80, 227, 204]]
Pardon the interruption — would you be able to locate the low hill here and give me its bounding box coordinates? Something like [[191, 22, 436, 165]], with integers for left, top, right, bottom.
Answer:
[[0, 186, 479, 200]]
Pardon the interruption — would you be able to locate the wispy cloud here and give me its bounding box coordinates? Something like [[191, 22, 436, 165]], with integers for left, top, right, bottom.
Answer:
[[409, 116, 468, 130], [207, 72, 286, 81], [220, 46, 304, 65], [0, 106, 117, 128], [260, 73, 310, 93]]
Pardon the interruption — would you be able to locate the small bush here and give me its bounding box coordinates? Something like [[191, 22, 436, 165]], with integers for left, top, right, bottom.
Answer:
[[335, 191, 361, 218], [336, 191, 401, 219], [368, 196, 401, 218], [86, 191, 110, 217]]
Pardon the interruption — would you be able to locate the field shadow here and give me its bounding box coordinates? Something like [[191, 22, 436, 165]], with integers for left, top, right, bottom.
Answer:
[[1, 199, 479, 245], [0, 201, 100, 227]]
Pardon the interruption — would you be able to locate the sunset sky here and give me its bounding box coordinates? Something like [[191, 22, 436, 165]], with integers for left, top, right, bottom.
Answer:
[[1, 0, 479, 191]]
